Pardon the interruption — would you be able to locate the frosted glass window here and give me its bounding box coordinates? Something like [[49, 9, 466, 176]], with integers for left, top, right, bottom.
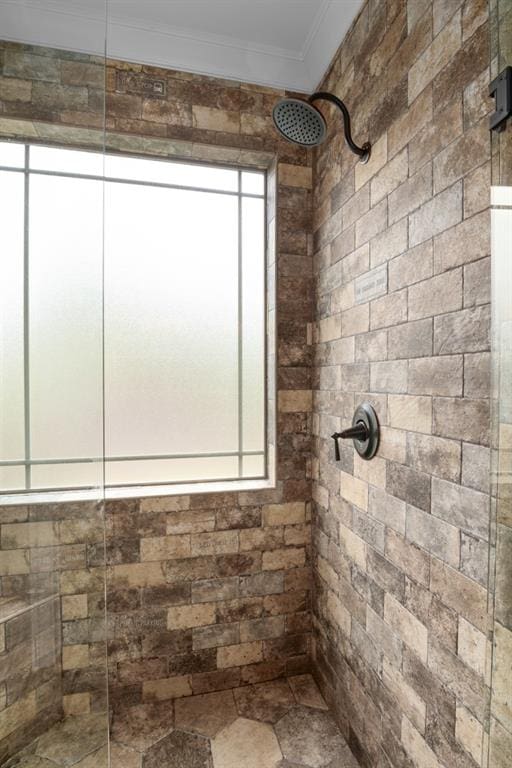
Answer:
[[0, 142, 25, 168], [0, 140, 267, 495], [0, 171, 25, 462], [242, 171, 265, 196], [30, 146, 104, 176], [29, 175, 104, 465], [104, 154, 238, 192]]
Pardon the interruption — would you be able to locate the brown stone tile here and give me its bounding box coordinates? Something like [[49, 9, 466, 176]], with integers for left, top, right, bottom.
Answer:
[[174, 690, 237, 737], [143, 730, 212, 768], [275, 706, 354, 768], [35, 714, 107, 767], [288, 674, 328, 709], [110, 702, 174, 751], [233, 679, 294, 723]]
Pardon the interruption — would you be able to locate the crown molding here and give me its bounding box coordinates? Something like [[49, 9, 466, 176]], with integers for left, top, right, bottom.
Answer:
[[0, 0, 362, 93]]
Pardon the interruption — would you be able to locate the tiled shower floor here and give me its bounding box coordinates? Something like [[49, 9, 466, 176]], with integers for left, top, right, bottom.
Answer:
[[7, 676, 358, 768]]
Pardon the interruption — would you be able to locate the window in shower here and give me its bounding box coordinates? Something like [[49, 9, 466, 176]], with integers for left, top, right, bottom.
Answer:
[[0, 141, 267, 494]]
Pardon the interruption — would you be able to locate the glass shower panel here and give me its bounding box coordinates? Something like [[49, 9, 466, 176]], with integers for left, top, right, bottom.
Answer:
[[488, 0, 512, 765], [0, 18, 108, 768]]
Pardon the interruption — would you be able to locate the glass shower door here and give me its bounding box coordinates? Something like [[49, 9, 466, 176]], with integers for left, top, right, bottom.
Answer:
[[0, 11, 109, 767], [489, 0, 512, 765]]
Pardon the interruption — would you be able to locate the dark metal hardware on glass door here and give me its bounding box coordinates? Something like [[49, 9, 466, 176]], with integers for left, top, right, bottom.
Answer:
[[332, 402, 380, 461], [490, 67, 512, 133]]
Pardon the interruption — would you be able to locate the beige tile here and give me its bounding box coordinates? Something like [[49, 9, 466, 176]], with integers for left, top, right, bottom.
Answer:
[[289, 674, 328, 710], [1, 521, 58, 548], [456, 706, 484, 765], [383, 658, 426, 734], [143, 675, 192, 701], [192, 105, 240, 133], [388, 395, 432, 434], [61, 594, 88, 621], [278, 163, 313, 189], [355, 134, 388, 191], [140, 534, 191, 561], [458, 617, 487, 677], [278, 390, 313, 413], [384, 593, 428, 662], [339, 523, 367, 570], [211, 717, 282, 768], [262, 502, 305, 527], [62, 644, 90, 671], [402, 715, 442, 767], [167, 603, 216, 630], [339, 472, 368, 511], [0, 692, 37, 741], [175, 690, 237, 737]]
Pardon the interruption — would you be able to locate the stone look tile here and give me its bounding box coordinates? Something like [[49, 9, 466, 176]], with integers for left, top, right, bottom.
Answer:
[[275, 707, 350, 768], [143, 730, 212, 768], [4, 759, 61, 768], [174, 691, 238, 738], [0, 6, 496, 765], [110, 703, 174, 751], [35, 714, 108, 767], [409, 182, 462, 246], [111, 743, 142, 768], [233, 679, 295, 723], [288, 674, 328, 710], [211, 717, 282, 768]]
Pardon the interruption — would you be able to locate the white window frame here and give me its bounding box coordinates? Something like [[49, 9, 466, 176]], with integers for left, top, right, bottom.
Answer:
[[0, 141, 277, 503]]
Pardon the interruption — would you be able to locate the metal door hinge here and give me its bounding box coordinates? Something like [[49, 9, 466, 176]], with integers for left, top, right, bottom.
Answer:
[[490, 67, 512, 133]]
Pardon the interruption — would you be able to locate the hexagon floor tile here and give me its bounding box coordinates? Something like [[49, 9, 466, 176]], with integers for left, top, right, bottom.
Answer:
[[211, 717, 282, 768], [174, 690, 238, 738], [274, 706, 358, 768], [233, 679, 295, 723], [110, 701, 174, 751], [7, 675, 359, 768]]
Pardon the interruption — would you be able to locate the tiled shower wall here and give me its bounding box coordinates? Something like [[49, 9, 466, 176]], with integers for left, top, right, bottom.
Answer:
[[310, 1, 493, 767], [0, 0, 499, 763], [0, 40, 313, 756]]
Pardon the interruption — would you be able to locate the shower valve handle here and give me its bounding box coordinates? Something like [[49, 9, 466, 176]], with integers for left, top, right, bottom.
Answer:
[[331, 403, 380, 462], [331, 423, 369, 461]]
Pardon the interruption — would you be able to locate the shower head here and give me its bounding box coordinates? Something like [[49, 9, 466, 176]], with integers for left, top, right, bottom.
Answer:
[[272, 98, 327, 147], [273, 92, 371, 163]]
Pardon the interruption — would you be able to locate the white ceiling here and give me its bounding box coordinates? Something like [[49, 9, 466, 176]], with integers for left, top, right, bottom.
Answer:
[[0, 0, 362, 92]]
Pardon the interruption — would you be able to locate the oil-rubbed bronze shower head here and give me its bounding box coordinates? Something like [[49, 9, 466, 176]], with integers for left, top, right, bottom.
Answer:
[[272, 98, 327, 147], [272, 91, 371, 164]]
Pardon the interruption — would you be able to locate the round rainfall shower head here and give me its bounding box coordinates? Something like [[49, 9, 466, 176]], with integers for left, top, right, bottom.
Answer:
[[272, 98, 327, 147]]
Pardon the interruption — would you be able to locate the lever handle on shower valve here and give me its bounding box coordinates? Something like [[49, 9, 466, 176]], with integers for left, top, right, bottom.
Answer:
[[331, 422, 369, 462]]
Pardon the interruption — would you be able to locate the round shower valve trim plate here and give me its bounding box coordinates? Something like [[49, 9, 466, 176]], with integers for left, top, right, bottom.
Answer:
[[331, 402, 380, 461]]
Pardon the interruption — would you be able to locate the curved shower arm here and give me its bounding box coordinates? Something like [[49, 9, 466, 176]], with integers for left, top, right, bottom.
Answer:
[[309, 92, 371, 162]]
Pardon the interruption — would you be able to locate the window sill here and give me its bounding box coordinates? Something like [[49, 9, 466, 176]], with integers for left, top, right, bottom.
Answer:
[[0, 477, 276, 506]]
